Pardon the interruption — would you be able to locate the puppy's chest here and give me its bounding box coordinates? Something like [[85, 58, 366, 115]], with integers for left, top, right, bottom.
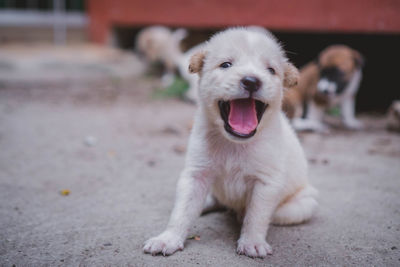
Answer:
[[327, 94, 344, 106], [211, 158, 254, 210]]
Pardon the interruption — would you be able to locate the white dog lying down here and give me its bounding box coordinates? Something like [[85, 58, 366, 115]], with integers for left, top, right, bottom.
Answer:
[[143, 28, 318, 258], [135, 25, 202, 98], [135, 26, 187, 86]]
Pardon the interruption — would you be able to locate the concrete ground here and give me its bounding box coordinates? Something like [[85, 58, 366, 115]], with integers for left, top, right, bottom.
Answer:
[[0, 45, 399, 266]]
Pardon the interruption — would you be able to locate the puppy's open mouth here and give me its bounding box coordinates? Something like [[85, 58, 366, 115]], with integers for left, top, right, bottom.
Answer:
[[218, 98, 268, 138]]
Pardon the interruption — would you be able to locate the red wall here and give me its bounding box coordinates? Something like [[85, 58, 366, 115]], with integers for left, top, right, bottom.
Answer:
[[88, 0, 400, 43]]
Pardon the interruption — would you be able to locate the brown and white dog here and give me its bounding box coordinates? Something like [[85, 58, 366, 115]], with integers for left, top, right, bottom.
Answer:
[[283, 45, 364, 132]]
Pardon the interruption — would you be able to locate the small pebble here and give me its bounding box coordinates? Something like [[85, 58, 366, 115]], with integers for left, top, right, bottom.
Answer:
[[173, 145, 186, 155], [162, 126, 180, 136], [147, 160, 156, 167], [84, 136, 97, 147], [60, 189, 70, 196], [187, 235, 200, 241]]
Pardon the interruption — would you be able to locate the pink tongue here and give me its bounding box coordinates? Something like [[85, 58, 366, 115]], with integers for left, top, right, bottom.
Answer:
[[228, 99, 258, 135]]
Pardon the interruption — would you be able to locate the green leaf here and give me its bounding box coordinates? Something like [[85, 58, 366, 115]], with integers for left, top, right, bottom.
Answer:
[[153, 76, 189, 99]]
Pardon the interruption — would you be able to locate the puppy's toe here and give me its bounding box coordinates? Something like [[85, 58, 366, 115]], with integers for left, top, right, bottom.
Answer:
[[143, 231, 184, 256], [143, 238, 164, 255], [254, 242, 272, 257], [237, 238, 272, 258]]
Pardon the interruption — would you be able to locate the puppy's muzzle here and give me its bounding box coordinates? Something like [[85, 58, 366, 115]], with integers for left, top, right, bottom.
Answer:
[[240, 76, 261, 94]]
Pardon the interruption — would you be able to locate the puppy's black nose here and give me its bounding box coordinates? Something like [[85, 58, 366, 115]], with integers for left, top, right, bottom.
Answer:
[[240, 76, 261, 93]]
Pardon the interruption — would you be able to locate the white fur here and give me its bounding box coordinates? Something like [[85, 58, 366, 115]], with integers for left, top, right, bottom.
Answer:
[[317, 78, 337, 95], [143, 28, 318, 258], [182, 26, 272, 103], [341, 70, 363, 129]]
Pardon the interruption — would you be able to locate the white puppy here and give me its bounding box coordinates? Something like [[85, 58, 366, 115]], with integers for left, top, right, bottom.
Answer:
[[143, 28, 318, 258]]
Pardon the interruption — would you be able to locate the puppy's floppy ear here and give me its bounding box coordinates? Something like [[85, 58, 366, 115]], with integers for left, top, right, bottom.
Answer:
[[283, 62, 299, 88], [189, 51, 206, 74], [352, 50, 365, 68]]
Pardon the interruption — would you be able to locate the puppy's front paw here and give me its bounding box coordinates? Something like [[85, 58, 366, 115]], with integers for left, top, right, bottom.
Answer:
[[292, 118, 330, 134], [344, 119, 364, 130], [237, 237, 273, 258], [143, 231, 184, 256]]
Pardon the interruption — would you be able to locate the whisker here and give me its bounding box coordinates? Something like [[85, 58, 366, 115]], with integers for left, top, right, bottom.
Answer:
[[286, 50, 298, 55]]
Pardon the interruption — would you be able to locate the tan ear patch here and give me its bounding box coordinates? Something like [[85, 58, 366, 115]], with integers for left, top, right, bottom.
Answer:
[[283, 62, 299, 88], [189, 51, 206, 74]]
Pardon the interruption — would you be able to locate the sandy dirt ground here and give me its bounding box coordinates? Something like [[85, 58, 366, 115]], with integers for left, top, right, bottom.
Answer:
[[0, 45, 399, 266]]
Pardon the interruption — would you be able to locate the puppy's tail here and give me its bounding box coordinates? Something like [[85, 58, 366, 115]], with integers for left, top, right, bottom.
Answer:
[[272, 186, 318, 225]]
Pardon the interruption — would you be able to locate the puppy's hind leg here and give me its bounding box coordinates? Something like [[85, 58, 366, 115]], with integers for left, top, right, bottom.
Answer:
[[272, 186, 318, 226]]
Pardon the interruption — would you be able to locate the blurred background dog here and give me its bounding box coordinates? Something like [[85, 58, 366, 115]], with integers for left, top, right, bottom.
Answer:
[[283, 45, 364, 132], [387, 100, 400, 132], [135, 25, 187, 86]]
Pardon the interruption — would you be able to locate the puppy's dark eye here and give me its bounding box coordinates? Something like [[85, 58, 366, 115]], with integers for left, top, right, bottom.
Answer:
[[268, 67, 276, 75], [220, 62, 232, 69]]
